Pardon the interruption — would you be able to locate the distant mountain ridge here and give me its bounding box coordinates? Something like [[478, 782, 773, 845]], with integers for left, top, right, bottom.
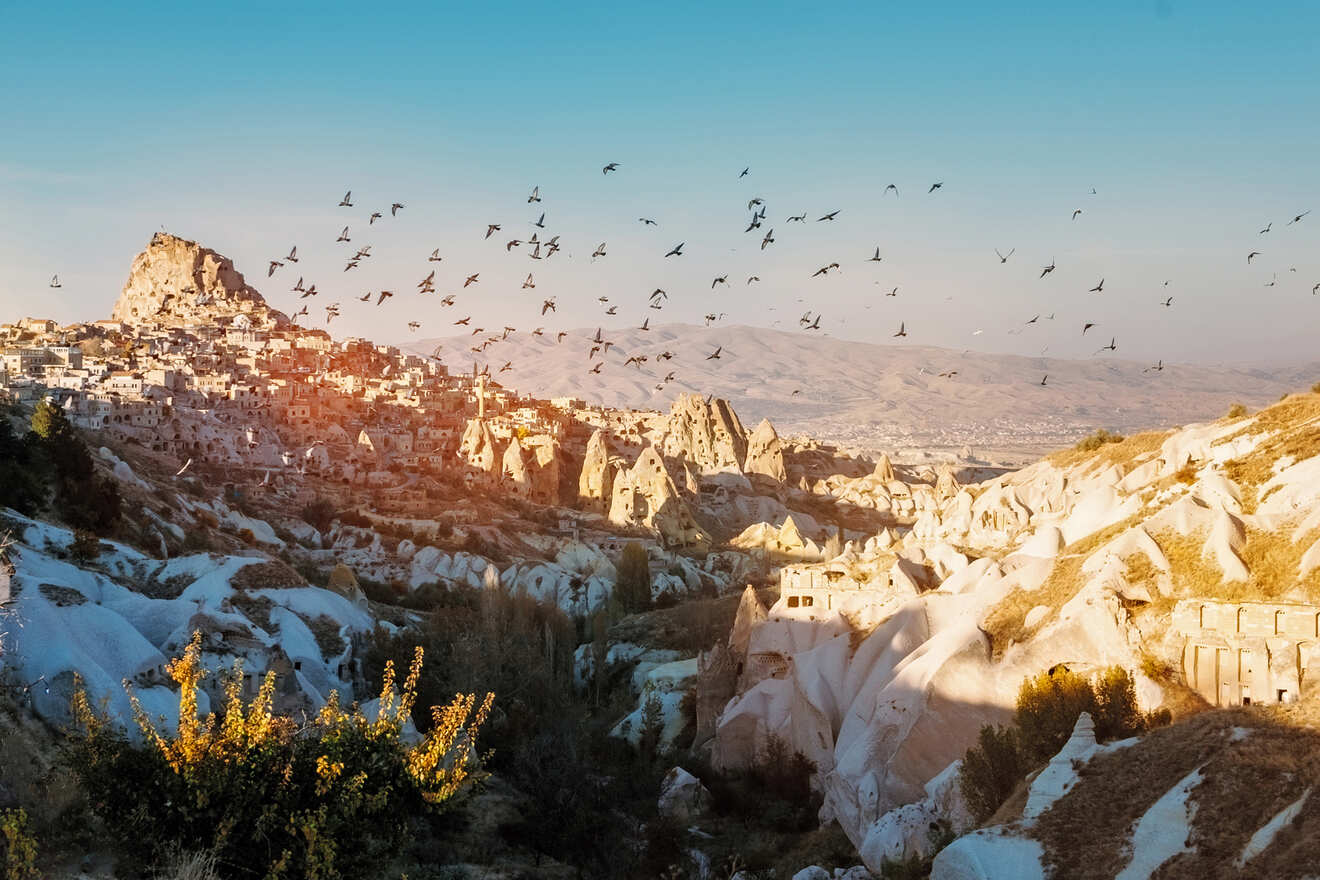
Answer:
[[406, 322, 1316, 456]]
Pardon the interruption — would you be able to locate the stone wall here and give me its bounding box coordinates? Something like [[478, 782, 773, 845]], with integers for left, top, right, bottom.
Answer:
[[1172, 598, 1320, 706]]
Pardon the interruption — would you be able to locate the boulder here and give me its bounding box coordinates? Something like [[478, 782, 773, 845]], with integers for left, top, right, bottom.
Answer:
[[657, 767, 712, 821]]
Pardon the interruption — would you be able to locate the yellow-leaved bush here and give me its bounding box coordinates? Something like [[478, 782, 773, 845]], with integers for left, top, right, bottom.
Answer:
[[68, 631, 492, 880]]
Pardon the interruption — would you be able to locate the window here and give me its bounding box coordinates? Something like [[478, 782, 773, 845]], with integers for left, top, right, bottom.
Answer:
[[1275, 610, 1286, 635], [787, 596, 799, 608], [293, 660, 302, 671], [802, 596, 814, 607]]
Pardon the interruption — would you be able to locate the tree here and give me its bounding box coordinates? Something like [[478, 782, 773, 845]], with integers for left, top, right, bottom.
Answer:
[[1014, 665, 1096, 762], [1092, 666, 1145, 741], [615, 542, 652, 614], [0, 417, 46, 515], [958, 724, 1026, 822], [28, 401, 119, 533]]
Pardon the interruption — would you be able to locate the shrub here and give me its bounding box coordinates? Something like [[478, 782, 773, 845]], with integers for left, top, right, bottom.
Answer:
[[0, 808, 39, 880], [299, 497, 338, 534], [1015, 665, 1097, 762], [29, 400, 120, 534], [1312, 382, 1320, 395], [615, 542, 652, 614], [1092, 666, 1145, 741], [67, 633, 492, 879], [959, 724, 1026, 822], [1226, 402, 1249, 419], [1074, 428, 1124, 452], [69, 528, 102, 565]]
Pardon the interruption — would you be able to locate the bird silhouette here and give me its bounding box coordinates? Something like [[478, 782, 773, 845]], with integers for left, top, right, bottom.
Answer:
[[285, 246, 298, 262], [1040, 375, 1049, 386], [928, 182, 943, 193], [869, 247, 883, 262], [533, 213, 546, 229], [665, 242, 685, 257], [1083, 322, 1095, 335], [337, 227, 350, 242], [787, 212, 806, 222], [712, 275, 728, 288], [706, 347, 722, 360], [528, 186, 540, 203], [464, 273, 479, 287], [592, 242, 607, 259], [995, 248, 1014, 263], [391, 203, 404, 216], [1089, 278, 1104, 293], [893, 322, 907, 337], [1072, 209, 1082, 220], [739, 167, 749, 178], [1040, 258, 1056, 278], [49, 274, 61, 288], [761, 228, 775, 249], [747, 276, 760, 284], [485, 224, 501, 239], [884, 184, 898, 197], [1288, 210, 1310, 225], [454, 316, 471, 325], [602, 162, 619, 174], [339, 190, 352, 207], [428, 249, 442, 262], [375, 290, 393, 306], [1161, 296, 1173, 307], [1248, 251, 1260, 263], [639, 217, 657, 225], [522, 273, 535, 289], [1260, 222, 1272, 235], [817, 210, 840, 222], [369, 211, 382, 224]]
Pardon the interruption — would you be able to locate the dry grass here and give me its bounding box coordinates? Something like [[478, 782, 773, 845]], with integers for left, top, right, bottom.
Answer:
[[1215, 392, 1320, 494], [38, 583, 87, 606], [229, 559, 307, 591], [984, 514, 1143, 657], [1148, 527, 1320, 605], [1047, 429, 1171, 472], [303, 613, 347, 661]]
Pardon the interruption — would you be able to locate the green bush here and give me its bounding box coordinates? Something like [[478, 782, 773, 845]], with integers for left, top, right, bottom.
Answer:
[[0, 808, 40, 880], [69, 528, 102, 565], [28, 401, 120, 534], [1092, 666, 1145, 741], [67, 633, 491, 879], [958, 725, 1026, 823], [1015, 666, 1097, 762], [299, 497, 337, 533], [614, 542, 652, 614]]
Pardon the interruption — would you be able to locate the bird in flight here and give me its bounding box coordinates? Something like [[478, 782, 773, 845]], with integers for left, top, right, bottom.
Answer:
[[605, 306, 618, 315], [428, 249, 442, 262], [369, 211, 382, 224], [761, 228, 775, 250], [639, 318, 650, 331], [285, 246, 298, 263], [376, 290, 394, 306], [1288, 210, 1310, 225], [1040, 258, 1056, 278], [1247, 251, 1260, 264], [391, 203, 404, 216], [706, 347, 722, 360], [812, 263, 840, 277], [1099, 337, 1117, 352], [464, 273, 480, 287], [454, 316, 471, 325], [739, 167, 749, 178], [49, 274, 61, 288], [528, 186, 540, 204], [589, 363, 603, 374], [817, 210, 840, 222], [995, 248, 1014, 263], [1161, 296, 1173, 307], [928, 182, 943, 193], [665, 242, 685, 257], [869, 247, 883, 262], [602, 162, 620, 174], [407, 321, 421, 332], [1089, 278, 1104, 293], [358, 292, 371, 302], [1144, 360, 1164, 373], [533, 212, 546, 229], [786, 212, 806, 222], [339, 190, 352, 207], [337, 227, 350, 242], [893, 322, 907, 337], [557, 331, 568, 342], [592, 242, 607, 259], [1083, 322, 1096, 335], [884, 184, 898, 197], [1026, 315, 1039, 325], [639, 217, 657, 225], [506, 239, 522, 251], [1040, 375, 1049, 387], [747, 275, 760, 285], [485, 224, 501, 239], [1260, 222, 1272, 235], [522, 273, 535, 289], [712, 275, 728, 288], [1072, 209, 1082, 220]]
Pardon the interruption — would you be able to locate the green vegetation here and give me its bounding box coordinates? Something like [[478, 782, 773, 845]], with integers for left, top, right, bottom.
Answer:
[[0, 808, 39, 880], [614, 541, 652, 613], [959, 665, 1167, 823], [0, 402, 119, 534], [68, 633, 490, 879], [1226, 402, 1249, 419]]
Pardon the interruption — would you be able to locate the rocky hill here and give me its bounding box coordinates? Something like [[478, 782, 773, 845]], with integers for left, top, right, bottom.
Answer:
[[407, 323, 1314, 455], [703, 389, 1320, 876], [111, 232, 290, 329]]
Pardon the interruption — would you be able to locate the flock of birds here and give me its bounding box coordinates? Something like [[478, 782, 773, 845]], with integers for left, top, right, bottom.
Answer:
[[45, 166, 1316, 394]]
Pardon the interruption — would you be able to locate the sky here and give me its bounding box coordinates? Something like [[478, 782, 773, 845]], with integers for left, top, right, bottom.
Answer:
[[1, 0, 1318, 367]]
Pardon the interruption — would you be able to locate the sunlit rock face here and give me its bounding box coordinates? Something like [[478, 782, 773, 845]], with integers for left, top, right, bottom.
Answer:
[[113, 232, 290, 329]]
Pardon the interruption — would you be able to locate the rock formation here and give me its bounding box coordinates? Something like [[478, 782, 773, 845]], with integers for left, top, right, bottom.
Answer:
[[662, 393, 748, 474], [112, 232, 289, 329], [607, 445, 710, 548], [458, 418, 497, 476], [743, 418, 787, 482], [578, 429, 614, 512]]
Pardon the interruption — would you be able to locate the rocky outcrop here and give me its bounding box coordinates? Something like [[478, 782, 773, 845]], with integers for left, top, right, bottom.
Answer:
[[112, 232, 289, 329], [743, 418, 787, 482], [458, 418, 497, 476], [608, 445, 710, 548], [578, 429, 614, 512], [662, 393, 748, 474]]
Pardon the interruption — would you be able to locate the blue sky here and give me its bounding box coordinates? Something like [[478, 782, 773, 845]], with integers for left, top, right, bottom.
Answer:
[[1, 1, 1317, 364]]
